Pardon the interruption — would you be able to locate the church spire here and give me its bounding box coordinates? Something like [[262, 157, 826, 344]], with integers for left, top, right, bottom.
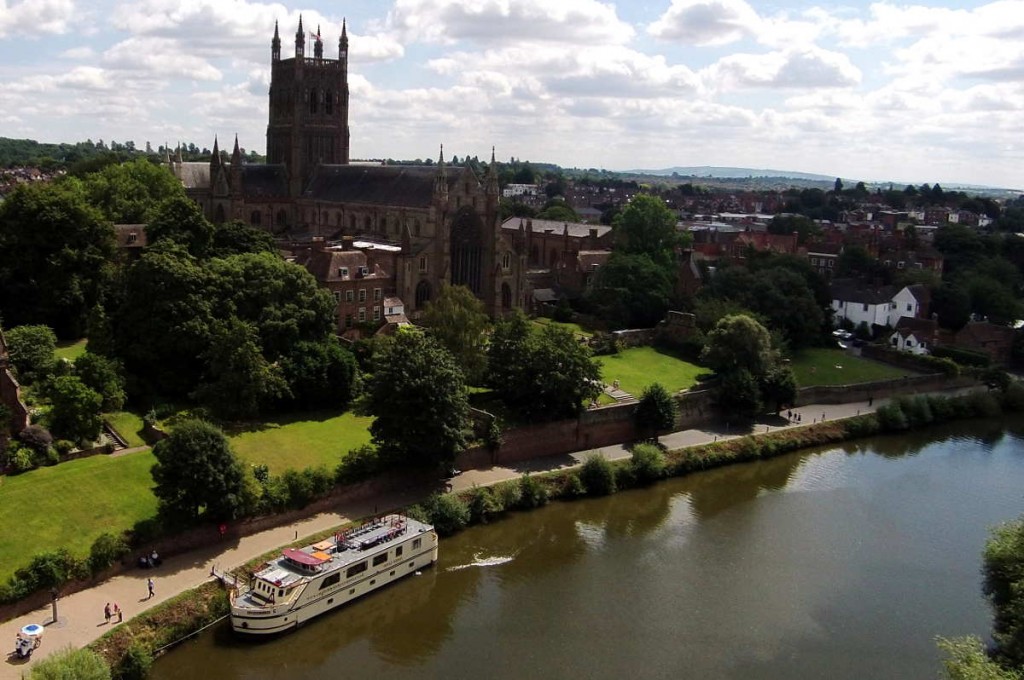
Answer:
[[231, 134, 241, 165], [174, 143, 182, 164], [339, 18, 348, 59], [271, 20, 281, 61], [295, 15, 305, 58], [313, 24, 323, 59], [434, 144, 448, 202], [486, 146, 499, 195], [211, 135, 221, 171]]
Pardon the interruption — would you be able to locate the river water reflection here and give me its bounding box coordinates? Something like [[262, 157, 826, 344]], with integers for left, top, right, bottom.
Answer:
[[153, 419, 1024, 679]]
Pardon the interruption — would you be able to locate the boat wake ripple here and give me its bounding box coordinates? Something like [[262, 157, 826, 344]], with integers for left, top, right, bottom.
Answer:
[[446, 553, 516, 572]]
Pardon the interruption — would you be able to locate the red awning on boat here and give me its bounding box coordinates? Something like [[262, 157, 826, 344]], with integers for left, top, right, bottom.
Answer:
[[283, 548, 327, 566]]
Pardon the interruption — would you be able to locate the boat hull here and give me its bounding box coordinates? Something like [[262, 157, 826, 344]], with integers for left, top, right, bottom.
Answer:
[[231, 541, 438, 635]]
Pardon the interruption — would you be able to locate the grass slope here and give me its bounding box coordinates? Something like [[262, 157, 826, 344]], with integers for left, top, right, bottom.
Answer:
[[0, 452, 157, 582], [595, 346, 704, 396], [227, 410, 373, 474], [53, 338, 88, 362], [105, 411, 147, 448], [790, 348, 915, 386]]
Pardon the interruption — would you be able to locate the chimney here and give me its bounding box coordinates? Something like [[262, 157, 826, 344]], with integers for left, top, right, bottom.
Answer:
[[311, 236, 326, 252], [341, 235, 354, 251]]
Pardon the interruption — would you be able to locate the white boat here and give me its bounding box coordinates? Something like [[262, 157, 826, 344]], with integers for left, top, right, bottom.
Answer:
[[230, 514, 438, 635]]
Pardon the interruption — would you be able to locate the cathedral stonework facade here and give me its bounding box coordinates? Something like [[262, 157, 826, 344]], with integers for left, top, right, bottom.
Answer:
[[168, 18, 526, 323]]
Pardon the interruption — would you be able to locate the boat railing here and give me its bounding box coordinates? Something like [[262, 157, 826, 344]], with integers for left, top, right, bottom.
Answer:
[[337, 517, 407, 552]]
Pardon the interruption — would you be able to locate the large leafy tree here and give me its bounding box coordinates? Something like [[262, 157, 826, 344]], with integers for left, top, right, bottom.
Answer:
[[421, 283, 491, 384], [280, 338, 359, 411], [0, 181, 116, 337], [192, 319, 291, 420], [47, 375, 103, 445], [701, 314, 773, 377], [146, 195, 215, 258], [613, 193, 682, 264], [210, 220, 278, 258], [585, 252, 675, 329], [207, 252, 335, 361], [768, 214, 821, 245], [634, 383, 678, 439], [82, 157, 184, 223], [73, 351, 126, 412], [4, 324, 57, 384], [487, 311, 602, 421], [983, 515, 1024, 668], [151, 419, 246, 524], [112, 243, 215, 397], [365, 330, 469, 467]]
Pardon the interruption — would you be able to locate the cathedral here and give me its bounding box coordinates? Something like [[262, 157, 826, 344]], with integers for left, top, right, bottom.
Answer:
[[167, 18, 526, 323]]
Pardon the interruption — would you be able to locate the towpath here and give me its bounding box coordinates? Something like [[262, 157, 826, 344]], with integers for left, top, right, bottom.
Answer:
[[0, 394, 913, 676]]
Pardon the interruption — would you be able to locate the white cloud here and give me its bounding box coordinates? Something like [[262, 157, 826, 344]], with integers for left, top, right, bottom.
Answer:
[[647, 0, 760, 46], [383, 0, 633, 45], [60, 46, 95, 59], [706, 47, 861, 91], [102, 38, 222, 81], [0, 0, 76, 38]]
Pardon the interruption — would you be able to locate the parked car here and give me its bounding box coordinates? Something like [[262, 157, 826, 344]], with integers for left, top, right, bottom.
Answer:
[[832, 329, 854, 341]]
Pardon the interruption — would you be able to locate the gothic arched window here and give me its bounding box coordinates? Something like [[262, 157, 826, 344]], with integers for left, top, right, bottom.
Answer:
[[325, 90, 333, 115], [310, 88, 318, 114], [415, 281, 432, 308], [502, 283, 512, 309], [502, 252, 512, 270], [277, 209, 288, 226]]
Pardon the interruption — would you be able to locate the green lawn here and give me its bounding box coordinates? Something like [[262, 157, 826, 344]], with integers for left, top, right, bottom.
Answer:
[[227, 410, 373, 474], [790, 348, 916, 386], [53, 338, 88, 362], [0, 452, 157, 582], [595, 346, 704, 396], [105, 411, 147, 447], [532, 318, 595, 339]]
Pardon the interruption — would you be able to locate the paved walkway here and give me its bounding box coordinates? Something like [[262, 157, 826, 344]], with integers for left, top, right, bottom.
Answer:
[[0, 393, 914, 676]]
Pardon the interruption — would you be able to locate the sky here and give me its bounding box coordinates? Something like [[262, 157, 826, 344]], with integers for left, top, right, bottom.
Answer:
[[0, 0, 1022, 189]]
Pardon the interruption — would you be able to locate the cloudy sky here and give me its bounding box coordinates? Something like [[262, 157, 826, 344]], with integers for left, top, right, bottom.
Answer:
[[1, 0, 1022, 188]]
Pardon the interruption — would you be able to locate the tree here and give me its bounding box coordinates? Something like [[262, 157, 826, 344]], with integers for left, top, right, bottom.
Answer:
[[73, 352, 126, 412], [613, 193, 681, 263], [768, 214, 821, 245], [151, 419, 246, 524], [28, 645, 111, 680], [585, 252, 675, 329], [145, 195, 215, 257], [280, 338, 359, 411], [210, 220, 278, 258], [192, 319, 290, 419], [0, 181, 116, 337], [760, 363, 797, 413], [47, 375, 103, 445], [719, 367, 763, 417], [933, 283, 973, 330], [701, 314, 773, 377], [536, 198, 579, 222], [4, 325, 57, 384], [487, 312, 602, 421], [82, 157, 184, 223], [984, 515, 1024, 667], [634, 383, 678, 439], [365, 330, 469, 467], [937, 636, 1021, 680], [421, 283, 490, 384]]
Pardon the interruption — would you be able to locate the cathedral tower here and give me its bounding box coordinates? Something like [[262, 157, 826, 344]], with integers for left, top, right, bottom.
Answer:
[[266, 17, 351, 197]]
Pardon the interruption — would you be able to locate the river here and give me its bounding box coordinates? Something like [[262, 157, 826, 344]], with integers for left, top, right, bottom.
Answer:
[[152, 419, 1024, 679]]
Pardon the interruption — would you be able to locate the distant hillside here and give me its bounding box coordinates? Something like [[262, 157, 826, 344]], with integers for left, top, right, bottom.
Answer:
[[625, 165, 838, 183]]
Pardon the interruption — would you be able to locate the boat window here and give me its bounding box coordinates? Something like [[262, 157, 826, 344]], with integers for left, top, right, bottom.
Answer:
[[413, 538, 421, 549], [396, 546, 403, 557], [319, 573, 341, 590], [372, 554, 387, 566], [347, 561, 368, 578], [278, 589, 284, 598]]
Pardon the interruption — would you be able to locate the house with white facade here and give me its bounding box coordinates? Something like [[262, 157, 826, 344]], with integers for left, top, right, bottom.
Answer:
[[890, 316, 937, 355], [831, 280, 931, 330]]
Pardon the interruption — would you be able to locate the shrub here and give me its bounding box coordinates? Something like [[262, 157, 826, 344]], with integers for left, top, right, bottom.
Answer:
[[843, 415, 880, 439], [467, 487, 501, 524], [112, 641, 152, 680], [518, 474, 549, 508], [336, 444, 384, 485], [635, 383, 678, 439], [563, 471, 586, 497], [423, 493, 470, 536], [876, 402, 909, 431], [11, 549, 87, 594], [896, 396, 933, 428], [18, 424, 53, 453], [89, 532, 130, 574], [630, 443, 666, 484], [579, 455, 616, 496], [965, 391, 1003, 419], [493, 480, 522, 510], [1001, 382, 1024, 413], [933, 345, 992, 368], [6, 443, 35, 473], [54, 439, 75, 456], [29, 644, 111, 680], [926, 395, 958, 422], [589, 332, 621, 356], [280, 470, 316, 509], [34, 446, 60, 467]]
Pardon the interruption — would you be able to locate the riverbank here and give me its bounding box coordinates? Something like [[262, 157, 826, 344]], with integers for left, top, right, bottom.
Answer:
[[0, 388, 992, 678]]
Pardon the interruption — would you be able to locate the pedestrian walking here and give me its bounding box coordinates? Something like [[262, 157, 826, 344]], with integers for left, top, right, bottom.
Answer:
[[104, 602, 111, 624], [114, 603, 122, 623], [147, 577, 155, 599]]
